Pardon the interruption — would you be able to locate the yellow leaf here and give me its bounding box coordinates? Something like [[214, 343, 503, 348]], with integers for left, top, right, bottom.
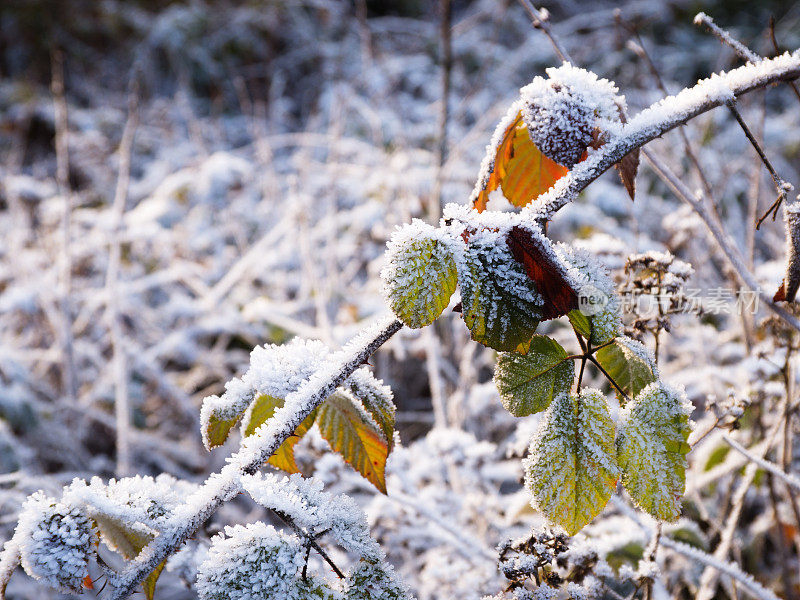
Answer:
[[241, 394, 316, 474], [142, 559, 166, 600], [317, 392, 389, 493], [472, 111, 568, 212]]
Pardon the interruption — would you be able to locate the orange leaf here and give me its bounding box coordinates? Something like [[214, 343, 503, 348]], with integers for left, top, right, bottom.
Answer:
[[506, 225, 578, 320], [82, 575, 94, 590], [317, 392, 388, 493], [472, 111, 568, 212]]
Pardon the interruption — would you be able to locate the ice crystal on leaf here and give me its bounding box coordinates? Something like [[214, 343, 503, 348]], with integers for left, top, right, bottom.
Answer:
[[196, 522, 312, 600], [381, 219, 458, 328], [616, 382, 693, 521], [15, 492, 96, 593], [494, 336, 574, 417], [594, 337, 658, 399], [242, 472, 382, 561], [524, 390, 619, 535], [346, 559, 413, 600], [558, 244, 620, 345], [200, 338, 330, 449], [458, 234, 543, 352], [520, 63, 623, 168]]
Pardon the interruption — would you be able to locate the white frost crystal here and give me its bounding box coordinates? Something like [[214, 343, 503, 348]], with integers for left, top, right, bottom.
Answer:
[[558, 243, 620, 344], [617, 381, 693, 521], [381, 219, 458, 328], [524, 389, 619, 535], [346, 559, 413, 600], [243, 472, 382, 561], [196, 522, 311, 600], [16, 492, 96, 592], [520, 63, 623, 168]]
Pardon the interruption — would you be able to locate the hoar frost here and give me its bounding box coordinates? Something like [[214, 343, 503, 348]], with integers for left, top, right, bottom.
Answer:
[[196, 522, 316, 600], [616, 382, 693, 521], [242, 472, 382, 561], [381, 219, 458, 329], [520, 63, 624, 168], [15, 492, 96, 593]]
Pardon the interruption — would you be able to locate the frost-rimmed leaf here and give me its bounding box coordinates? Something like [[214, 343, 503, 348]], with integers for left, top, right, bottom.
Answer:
[[317, 391, 389, 493], [558, 245, 620, 345], [381, 219, 458, 328], [458, 236, 543, 351], [469, 105, 569, 212], [344, 367, 396, 451], [494, 336, 574, 417], [347, 559, 413, 600], [196, 523, 306, 600], [595, 337, 658, 399], [617, 381, 693, 521], [240, 394, 317, 473], [15, 493, 96, 593], [200, 378, 254, 450], [524, 389, 619, 535]]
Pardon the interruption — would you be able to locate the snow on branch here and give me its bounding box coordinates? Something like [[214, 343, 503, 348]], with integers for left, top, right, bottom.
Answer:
[[106, 315, 403, 600], [723, 434, 800, 492], [526, 51, 800, 220]]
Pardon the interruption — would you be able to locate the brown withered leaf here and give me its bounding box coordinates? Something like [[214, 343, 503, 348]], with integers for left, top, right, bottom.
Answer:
[[506, 225, 578, 320]]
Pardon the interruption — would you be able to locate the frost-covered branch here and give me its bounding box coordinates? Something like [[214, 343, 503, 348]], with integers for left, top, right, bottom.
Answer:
[[723, 434, 800, 492], [106, 316, 402, 600]]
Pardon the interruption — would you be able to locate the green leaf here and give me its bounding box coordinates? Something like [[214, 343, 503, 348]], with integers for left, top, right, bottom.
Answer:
[[494, 336, 574, 417], [459, 239, 542, 351], [595, 336, 658, 399], [317, 391, 389, 493], [524, 389, 619, 535], [344, 369, 397, 452], [382, 221, 458, 328], [143, 559, 167, 600], [241, 394, 317, 473], [617, 381, 692, 521], [568, 309, 591, 339]]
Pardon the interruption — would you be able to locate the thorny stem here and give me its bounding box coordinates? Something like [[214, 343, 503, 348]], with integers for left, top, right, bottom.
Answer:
[[273, 512, 345, 580], [726, 101, 794, 227]]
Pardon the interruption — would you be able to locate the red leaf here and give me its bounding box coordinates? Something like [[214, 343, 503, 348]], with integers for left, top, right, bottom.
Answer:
[[506, 226, 578, 320]]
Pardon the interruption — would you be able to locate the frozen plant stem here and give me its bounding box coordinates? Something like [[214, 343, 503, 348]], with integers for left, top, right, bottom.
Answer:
[[693, 13, 795, 227], [693, 13, 761, 64], [642, 148, 800, 333], [106, 75, 140, 477], [51, 49, 78, 405], [725, 101, 794, 228], [105, 317, 403, 600]]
